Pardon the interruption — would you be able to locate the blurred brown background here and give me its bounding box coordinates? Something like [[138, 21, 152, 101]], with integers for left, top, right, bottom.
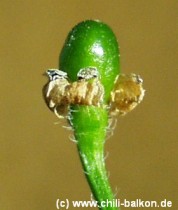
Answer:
[[0, 1, 177, 209]]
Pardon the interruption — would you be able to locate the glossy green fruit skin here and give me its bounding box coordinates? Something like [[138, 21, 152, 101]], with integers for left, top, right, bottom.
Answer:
[[59, 20, 120, 102], [59, 20, 120, 210]]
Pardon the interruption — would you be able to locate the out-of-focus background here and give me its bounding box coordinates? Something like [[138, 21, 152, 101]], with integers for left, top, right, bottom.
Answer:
[[0, 1, 177, 209]]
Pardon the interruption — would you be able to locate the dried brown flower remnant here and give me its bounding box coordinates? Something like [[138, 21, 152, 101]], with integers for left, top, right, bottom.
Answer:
[[43, 68, 104, 118], [110, 73, 145, 116], [43, 69, 145, 119]]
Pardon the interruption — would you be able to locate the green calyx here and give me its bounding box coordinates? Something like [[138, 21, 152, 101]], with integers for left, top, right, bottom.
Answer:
[[59, 20, 120, 210]]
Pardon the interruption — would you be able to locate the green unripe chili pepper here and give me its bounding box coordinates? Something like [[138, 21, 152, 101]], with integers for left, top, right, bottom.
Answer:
[[59, 20, 120, 102], [59, 20, 120, 210], [43, 19, 144, 209]]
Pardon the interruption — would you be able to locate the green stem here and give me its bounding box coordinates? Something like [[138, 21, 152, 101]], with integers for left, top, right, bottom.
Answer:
[[70, 106, 117, 210]]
